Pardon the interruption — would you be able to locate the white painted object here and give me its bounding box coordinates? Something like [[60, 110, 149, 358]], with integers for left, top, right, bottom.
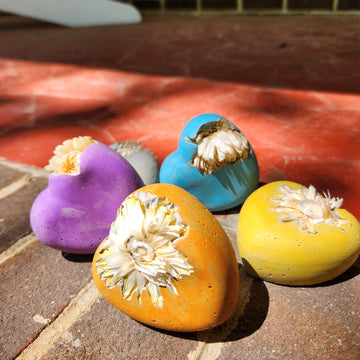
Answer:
[[110, 141, 160, 186], [0, 0, 142, 27]]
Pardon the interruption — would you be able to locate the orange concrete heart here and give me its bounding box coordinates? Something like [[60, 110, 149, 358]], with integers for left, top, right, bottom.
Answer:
[[92, 183, 239, 332]]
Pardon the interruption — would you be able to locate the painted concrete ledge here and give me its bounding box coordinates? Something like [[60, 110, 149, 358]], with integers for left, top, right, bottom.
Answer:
[[0, 15, 359, 221], [0, 158, 359, 360]]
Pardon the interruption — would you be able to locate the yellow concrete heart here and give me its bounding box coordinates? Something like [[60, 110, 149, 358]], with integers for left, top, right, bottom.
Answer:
[[237, 181, 360, 285], [92, 183, 239, 332]]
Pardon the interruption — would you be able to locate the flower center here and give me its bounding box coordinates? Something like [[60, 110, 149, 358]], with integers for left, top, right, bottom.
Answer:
[[271, 184, 347, 234], [61, 152, 80, 174], [96, 191, 193, 307], [126, 237, 155, 262], [297, 199, 325, 219]]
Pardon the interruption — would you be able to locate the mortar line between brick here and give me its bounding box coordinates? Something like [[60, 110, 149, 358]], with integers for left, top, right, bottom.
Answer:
[[0, 159, 49, 178], [0, 233, 37, 265], [16, 281, 101, 360], [0, 173, 32, 199]]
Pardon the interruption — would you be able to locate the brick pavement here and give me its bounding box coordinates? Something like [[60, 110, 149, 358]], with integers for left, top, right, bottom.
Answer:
[[0, 158, 359, 360]]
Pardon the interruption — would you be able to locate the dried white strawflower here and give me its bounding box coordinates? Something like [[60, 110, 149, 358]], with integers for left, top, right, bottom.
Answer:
[[45, 136, 95, 175], [110, 140, 145, 158], [271, 184, 348, 234], [189, 118, 250, 174], [96, 192, 193, 307]]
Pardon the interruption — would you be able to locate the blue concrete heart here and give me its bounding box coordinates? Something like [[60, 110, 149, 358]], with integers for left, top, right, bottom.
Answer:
[[159, 113, 259, 211]]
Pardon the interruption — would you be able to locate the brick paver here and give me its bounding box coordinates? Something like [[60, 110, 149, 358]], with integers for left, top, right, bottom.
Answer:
[[0, 159, 359, 360], [0, 175, 47, 252]]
